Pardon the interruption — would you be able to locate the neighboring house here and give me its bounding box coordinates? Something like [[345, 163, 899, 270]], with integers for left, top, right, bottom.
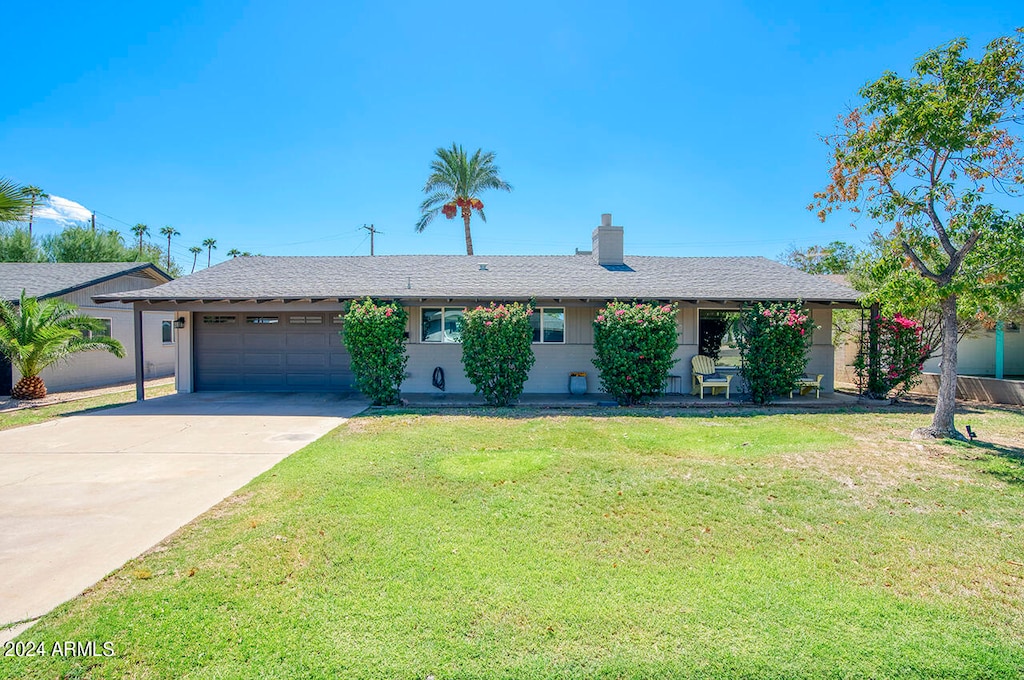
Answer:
[[0, 262, 175, 395], [922, 321, 1023, 379], [95, 215, 861, 396], [823, 273, 1024, 385]]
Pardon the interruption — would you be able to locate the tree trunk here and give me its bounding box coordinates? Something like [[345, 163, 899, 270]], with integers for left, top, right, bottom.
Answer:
[[912, 293, 964, 440], [462, 205, 474, 256], [12, 375, 47, 400]]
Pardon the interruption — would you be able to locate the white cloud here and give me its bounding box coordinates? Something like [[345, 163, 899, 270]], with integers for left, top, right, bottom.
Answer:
[[33, 194, 92, 225]]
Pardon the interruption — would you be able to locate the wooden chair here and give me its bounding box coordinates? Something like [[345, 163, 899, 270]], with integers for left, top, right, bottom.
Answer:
[[691, 355, 732, 399], [790, 374, 824, 399]]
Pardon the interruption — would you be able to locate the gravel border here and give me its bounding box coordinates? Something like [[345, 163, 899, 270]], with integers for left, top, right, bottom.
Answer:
[[0, 377, 176, 413]]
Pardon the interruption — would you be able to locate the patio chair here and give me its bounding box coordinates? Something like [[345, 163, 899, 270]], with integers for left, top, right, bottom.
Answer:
[[790, 374, 824, 399], [691, 355, 732, 399]]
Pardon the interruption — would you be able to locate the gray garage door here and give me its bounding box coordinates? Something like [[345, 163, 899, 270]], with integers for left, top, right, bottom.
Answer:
[[194, 312, 354, 392]]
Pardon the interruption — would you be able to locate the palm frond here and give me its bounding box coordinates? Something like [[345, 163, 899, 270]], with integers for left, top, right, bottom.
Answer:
[[0, 177, 32, 224], [0, 291, 126, 377], [415, 207, 440, 233], [419, 191, 452, 213]]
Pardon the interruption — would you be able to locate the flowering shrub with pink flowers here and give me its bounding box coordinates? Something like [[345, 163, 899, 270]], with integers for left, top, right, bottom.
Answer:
[[460, 302, 536, 406], [736, 302, 817, 404], [854, 313, 930, 401], [340, 298, 408, 405], [592, 301, 679, 406]]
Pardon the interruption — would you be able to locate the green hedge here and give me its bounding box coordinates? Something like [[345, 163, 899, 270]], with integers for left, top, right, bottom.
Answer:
[[593, 301, 678, 406], [340, 298, 408, 405], [460, 302, 536, 406]]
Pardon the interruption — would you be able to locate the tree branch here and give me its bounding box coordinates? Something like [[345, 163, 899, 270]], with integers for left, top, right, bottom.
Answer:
[[902, 242, 942, 282]]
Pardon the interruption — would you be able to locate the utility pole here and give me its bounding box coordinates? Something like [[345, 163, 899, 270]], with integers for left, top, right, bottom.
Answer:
[[91, 212, 96, 232], [361, 224, 382, 256]]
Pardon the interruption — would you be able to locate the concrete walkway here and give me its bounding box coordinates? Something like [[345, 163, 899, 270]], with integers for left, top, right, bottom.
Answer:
[[0, 392, 367, 642]]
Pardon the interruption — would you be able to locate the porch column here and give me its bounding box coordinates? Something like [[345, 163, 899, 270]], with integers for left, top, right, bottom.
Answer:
[[134, 303, 145, 401], [995, 320, 1004, 380]]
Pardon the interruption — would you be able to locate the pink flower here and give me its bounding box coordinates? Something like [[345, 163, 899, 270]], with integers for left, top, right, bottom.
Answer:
[[484, 320, 492, 326], [384, 308, 392, 317], [597, 315, 605, 322], [661, 305, 671, 313], [615, 309, 626, 316], [626, 376, 632, 381]]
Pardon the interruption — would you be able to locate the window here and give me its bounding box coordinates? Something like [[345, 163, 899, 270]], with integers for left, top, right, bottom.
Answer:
[[88, 318, 112, 339], [161, 320, 174, 344], [246, 316, 279, 325], [289, 315, 324, 325], [422, 307, 464, 342], [530, 307, 565, 343], [698, 310, 741, 367], [203, 315, 236, 324]]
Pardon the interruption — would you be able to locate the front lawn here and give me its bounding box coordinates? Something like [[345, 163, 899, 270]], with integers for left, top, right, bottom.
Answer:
[[4, 407, 1023, 678], [0, 382, 176, 432]]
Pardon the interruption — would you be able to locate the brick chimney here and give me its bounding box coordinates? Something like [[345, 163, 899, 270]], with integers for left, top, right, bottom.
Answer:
[[592, 213, 623, 266]]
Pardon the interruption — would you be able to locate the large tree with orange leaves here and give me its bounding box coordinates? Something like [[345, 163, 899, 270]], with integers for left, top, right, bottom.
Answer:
[[415, 144, 512, 255], [813, 31, 1024, 440]]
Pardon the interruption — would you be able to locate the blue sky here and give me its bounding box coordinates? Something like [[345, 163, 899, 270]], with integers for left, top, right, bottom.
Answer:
[[2, 1, 1020, 268]]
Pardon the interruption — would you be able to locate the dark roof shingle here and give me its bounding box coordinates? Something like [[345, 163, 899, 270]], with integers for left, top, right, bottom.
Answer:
[[0, 262, 170, 302], [93, 255, 861, 304]]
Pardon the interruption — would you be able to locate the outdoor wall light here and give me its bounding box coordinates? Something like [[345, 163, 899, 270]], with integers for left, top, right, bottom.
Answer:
[[173, 317, 186, 329]]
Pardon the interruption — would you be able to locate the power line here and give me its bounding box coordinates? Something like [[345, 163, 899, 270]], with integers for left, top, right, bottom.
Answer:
[[349, 234, 370, 255]]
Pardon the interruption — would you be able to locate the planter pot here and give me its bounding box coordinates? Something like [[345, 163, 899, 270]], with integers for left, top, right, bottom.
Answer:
[[569, 375, 587, 395]]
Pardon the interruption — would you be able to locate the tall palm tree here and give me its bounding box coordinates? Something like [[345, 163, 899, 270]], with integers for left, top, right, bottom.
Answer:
[[19, 186, 48, 237], [189, 245, 202, 273], [159, 225, 180, 270], [131, 223, 150, 256], [226, 248, 241, 258], [415, 144, 513, 255], [0, 291, 125, 399], [202, 237, 217, 267], [0, 178, 31, 225]]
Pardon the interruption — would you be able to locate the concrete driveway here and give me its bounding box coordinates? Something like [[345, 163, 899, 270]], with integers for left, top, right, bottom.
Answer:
[[0, 392, 366, 641]]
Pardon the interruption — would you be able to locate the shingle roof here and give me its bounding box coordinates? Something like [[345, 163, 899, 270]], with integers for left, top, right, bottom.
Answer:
[[0, 262, 171, 302], [93, 255, 861, 304]]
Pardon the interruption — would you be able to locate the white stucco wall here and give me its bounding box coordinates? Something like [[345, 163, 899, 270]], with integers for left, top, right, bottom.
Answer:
[[12, 306, 174, 393], [923, 326, 1024, 376]]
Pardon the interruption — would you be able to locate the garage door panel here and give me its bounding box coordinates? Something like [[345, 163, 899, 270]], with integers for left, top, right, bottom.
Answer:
[[287, 354, 327, 368], [243, 352, 284, 367], [328, 374, 355, 389], [329, 354, 352, 368], [287, 374, 328, 388], [200, 335, 242, 350], [287, 334, 328, 349], [243, 334, 287, 350], [244, 373, 288, 388], [194, 313, 354, 392], [198, 351, 242, 369]]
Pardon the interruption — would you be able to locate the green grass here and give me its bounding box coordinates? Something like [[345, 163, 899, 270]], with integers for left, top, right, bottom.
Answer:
[[0, 383, 176, 431], [4, 406, 1024, 678]]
